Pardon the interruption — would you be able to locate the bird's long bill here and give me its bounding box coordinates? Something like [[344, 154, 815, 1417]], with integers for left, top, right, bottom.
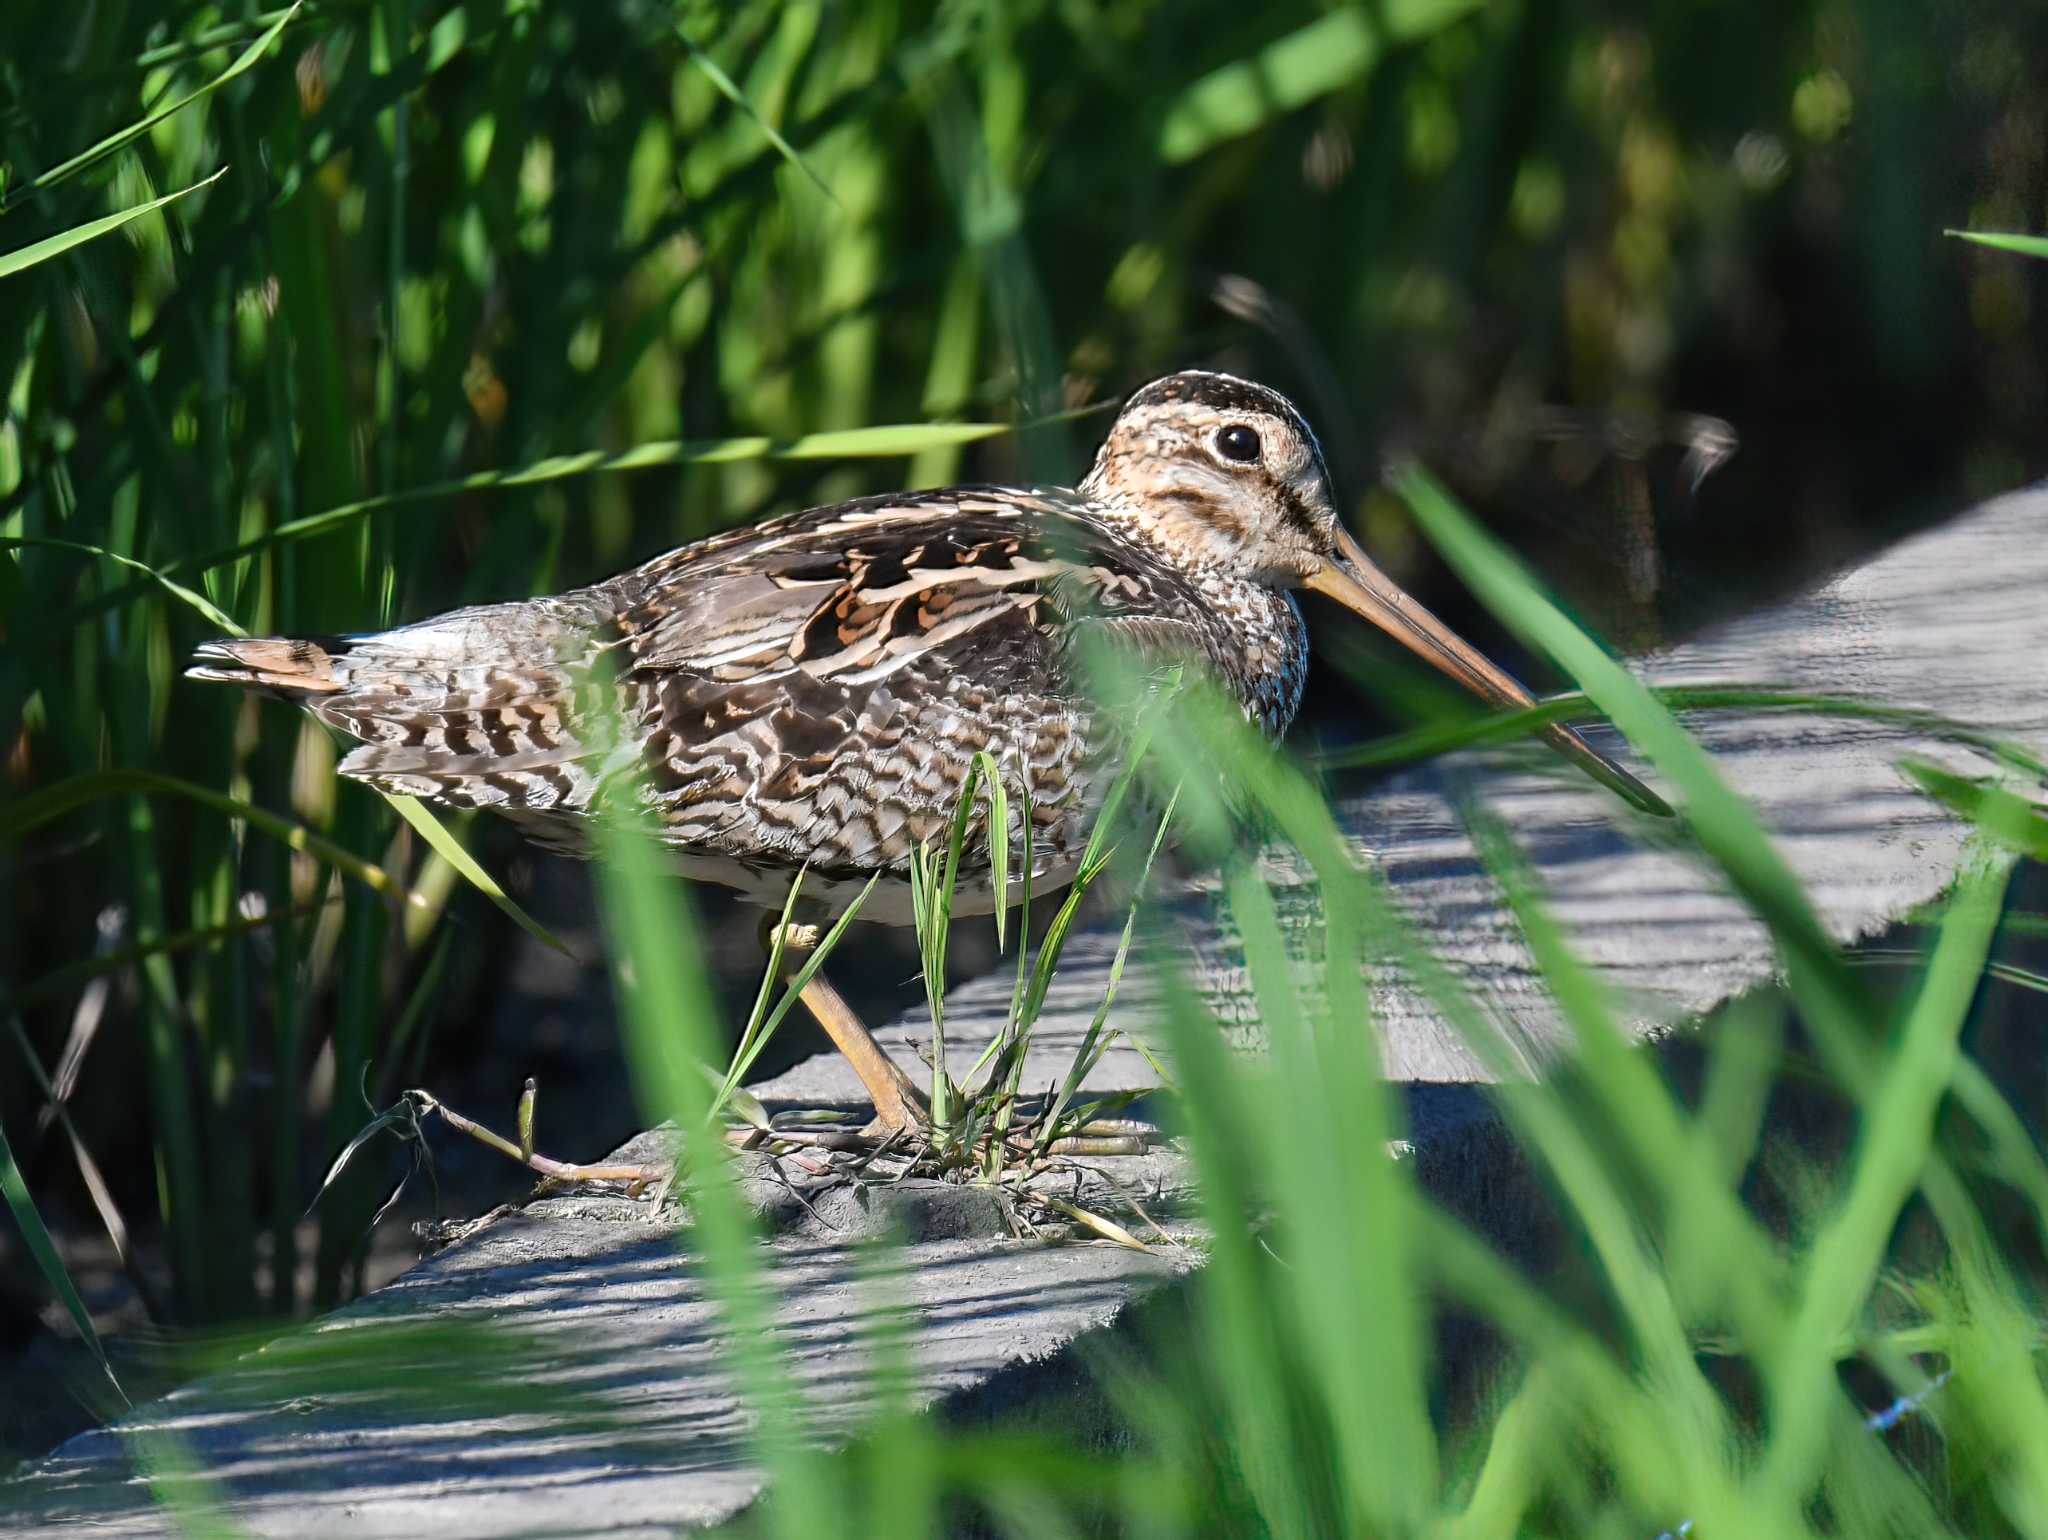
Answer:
[[1308, 529, 1674, 817]]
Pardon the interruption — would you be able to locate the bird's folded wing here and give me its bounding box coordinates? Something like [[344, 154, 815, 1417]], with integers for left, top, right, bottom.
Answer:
[[602, 488, 1210, 689]]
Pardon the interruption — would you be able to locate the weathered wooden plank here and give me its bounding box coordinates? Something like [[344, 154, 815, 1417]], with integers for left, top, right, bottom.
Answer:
[[1, 1137, 1195, 1539]]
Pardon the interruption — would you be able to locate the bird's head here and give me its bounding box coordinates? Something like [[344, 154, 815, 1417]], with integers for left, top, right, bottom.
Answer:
[[1082, 369, 1671, 816], [1080, 369, 1346, 585]]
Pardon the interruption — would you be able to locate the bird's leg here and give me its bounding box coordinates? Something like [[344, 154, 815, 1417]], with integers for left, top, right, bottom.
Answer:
[[763, 918, 927, 1137]]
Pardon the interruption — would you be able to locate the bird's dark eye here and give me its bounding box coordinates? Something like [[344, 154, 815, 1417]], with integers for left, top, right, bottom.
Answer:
[[1215, 424, 1262, 464]]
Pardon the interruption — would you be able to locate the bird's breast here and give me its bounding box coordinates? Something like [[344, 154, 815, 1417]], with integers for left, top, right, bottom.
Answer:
[[1183, 578, 1310, 739]]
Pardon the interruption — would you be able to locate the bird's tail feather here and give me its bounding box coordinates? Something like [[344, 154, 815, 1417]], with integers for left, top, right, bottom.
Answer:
[[186, 637, 347, 697], [186, 630, 604, 815]]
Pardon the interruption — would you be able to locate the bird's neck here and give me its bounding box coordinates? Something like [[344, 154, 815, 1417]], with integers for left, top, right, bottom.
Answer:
[[1076, 478, 1310, 740], [1218, 586, 1310, 739]]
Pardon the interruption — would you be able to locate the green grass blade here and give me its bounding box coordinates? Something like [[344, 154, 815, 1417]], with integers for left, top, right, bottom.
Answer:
[[0, 167, 228, 279], [1007, 772, 1035, 1032], [927, 756, 985, 1127], [1037, 786, 1179, 1152], [2, 4, 296, 203], [382, 794, 572, 956], [1014, 866, 1102, 1033], [590, 754, 832, 1534], [1353, 852, 1738, 1522], [718, 873, 879, 1110], [727, 877, 807, 1098], [0, 1105, 128, 1413], [936, 753, 982, 949], [676, 28, 841, 208], [169, 422, 1013, 575], [128, 7, 313, 73], [1139, 960, 1314, 1527], [124, 1425, 263, 1538], [1759, 851, 2015, 1506], [1901, 760, 2048, 860], [976, 751, 1009, 954], [1137, 680, 1446, 1528], [1160, 10, 1383, 163], [1945, 228, 2048, 259], [1395, 465, 1878, 1074], [1466, 803, 1793, 1365], [1157, 2, 1483, 162], [1007, 675, 1187, 1034], [1, 769, 428, 916], [2, 531, 244, 632], [1319, 686, 2048, 783]]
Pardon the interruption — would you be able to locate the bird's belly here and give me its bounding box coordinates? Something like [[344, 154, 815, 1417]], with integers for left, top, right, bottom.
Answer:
[[663, 850, 1087, 925], [633, 663, 1110, 886], [499, 719, 1107, 925]]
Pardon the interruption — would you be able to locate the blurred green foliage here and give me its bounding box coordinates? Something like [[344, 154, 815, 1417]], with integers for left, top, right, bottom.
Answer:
[[1, 0, 2046, 1495]]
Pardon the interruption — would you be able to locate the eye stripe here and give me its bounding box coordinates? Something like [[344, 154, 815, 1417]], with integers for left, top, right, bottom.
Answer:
[[1152, 486, 1249, 542], [1276, 484, 1321, 534]]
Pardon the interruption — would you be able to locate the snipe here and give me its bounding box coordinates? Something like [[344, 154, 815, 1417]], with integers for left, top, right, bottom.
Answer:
[[190, 371, 1667, 1133]]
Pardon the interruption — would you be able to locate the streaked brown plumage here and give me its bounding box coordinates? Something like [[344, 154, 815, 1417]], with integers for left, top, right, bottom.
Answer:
[[189, 371, 1665, 1126], [189, 478, 1298, 923]]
